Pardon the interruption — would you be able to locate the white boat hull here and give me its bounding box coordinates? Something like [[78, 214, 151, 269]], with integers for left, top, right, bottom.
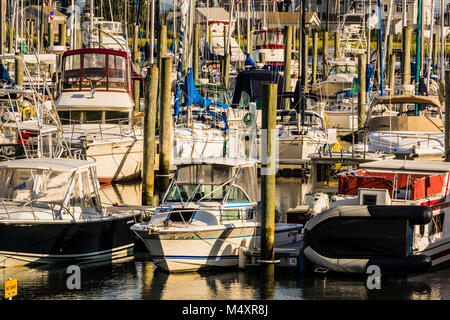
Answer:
[[133, 223, 301, 272]]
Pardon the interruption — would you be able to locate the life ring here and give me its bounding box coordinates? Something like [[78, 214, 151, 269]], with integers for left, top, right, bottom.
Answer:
[[22, 105, 34, 121], [243, 112, 254, 126]]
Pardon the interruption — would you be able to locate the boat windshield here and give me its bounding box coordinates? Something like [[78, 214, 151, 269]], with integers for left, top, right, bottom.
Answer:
[[329, 65, 358, 75], [62, 52, 128, 92], [165, 183, 249, 203], [0, 168, 98, 209]]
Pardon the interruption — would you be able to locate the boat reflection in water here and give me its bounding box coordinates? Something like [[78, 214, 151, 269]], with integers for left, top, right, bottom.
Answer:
[[2, 261, 450, 300]]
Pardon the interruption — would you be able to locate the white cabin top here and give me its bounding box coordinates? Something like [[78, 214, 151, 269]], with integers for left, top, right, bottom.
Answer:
[[360, 160, 450, 174]]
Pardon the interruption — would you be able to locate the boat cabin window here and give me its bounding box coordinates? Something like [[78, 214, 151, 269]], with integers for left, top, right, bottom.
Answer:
[[329, 65, 357, 75], [59, 110, 130, 124], [62, 52, 128, 92]]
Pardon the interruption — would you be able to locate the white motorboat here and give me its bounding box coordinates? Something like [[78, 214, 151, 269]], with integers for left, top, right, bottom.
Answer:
[[82, 19, 129, 52], [131, 158, 301, 272], [302, 159, 450, 274], [0, 157, 147, 268], [55, 48, 144, 183], [353, 95, 444, 158]]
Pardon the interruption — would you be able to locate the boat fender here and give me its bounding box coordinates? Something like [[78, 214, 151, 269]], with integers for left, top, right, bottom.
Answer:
[[365, 205, 432, 225]]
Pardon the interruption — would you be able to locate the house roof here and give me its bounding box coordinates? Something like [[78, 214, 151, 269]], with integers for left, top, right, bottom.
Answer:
[[167, 8, 231, 23], [25, 5, 67, 18]]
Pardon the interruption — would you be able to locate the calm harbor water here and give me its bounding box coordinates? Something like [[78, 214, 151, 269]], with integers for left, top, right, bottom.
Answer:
[[1, 178, 449, 300]]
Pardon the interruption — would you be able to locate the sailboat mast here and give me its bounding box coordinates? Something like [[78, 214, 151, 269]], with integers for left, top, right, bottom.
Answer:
[[90, 0, 94, 47], [377, 0, 384, 95], [247, 0, 250, 53]]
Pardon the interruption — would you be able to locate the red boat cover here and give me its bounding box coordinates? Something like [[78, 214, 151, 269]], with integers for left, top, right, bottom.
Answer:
[[338, 170, 445, 200]]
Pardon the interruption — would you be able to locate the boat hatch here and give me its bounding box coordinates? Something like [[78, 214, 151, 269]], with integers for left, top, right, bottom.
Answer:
[[338, 169, 445, 200]]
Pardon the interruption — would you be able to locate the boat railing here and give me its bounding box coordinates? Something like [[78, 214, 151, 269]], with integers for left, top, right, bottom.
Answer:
[[373, 131, 442, 149]]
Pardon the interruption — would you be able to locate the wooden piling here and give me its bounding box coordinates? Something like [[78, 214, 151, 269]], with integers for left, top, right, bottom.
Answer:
[[323, 31, 329, 77], [49, 22, 55, 74], [432, 33, 438, 69], [143, 66, 159, 205], [259, 52, 266, 65], [158, 57, 172, 195], [15, 52, 23, 87], [99, 24, 104, 45], [133, 25, 141, 113], [389, 53, 396, 100], [357, 53, 366, 134], [193, 23, 199, 80], [445, 70, 450, 162], [8, 22, 13, 53], [283, 26, 292, 109], [402, 26, 411, 85], [224, 25, 228, 56], [248, 27, 253, 55], [40, 22, 45, 53], [76, 29, 82, 49], [30, 20, 35, 50], [312, 29, 318, 84], [157, 25, 167, 124], [303, 34, 309, 92], [260, 83, 277, 275], [208, 24, 212, 47], [224, 53, 230, 89], [26, 20, 31, 51], [0, 4, 4, 55], [334, 31, 340, 60], [59, 24, 67, 46]]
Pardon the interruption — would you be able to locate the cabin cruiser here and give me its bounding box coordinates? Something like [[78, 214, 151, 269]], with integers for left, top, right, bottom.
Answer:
[[0, 157, 147, 267], [353, 95, 444, 159], [131, 158, 301, 272], [55, 48, 144, 183], [311, 60, 358, 99], [302, 160, 450, 274]]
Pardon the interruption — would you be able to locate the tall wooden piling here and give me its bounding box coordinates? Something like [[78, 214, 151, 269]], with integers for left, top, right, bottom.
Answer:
[[40, 22, 45, 53], [260, 83, 277, 277], [157, 25, 167, 124], [0, 4, 4, 55], [143, 66, 159, 205], [158, 57, 172, 195], [208, 24, 212, 47], [133, 25, 141, 112], [334, 31, 340, 60], [312, 29, 318, 84], [302, 34, 309, 92], [224, 25, 228, 56], [402, 26, 411, 85], [323, 31, 329, 77], [283, 26, 292, 109], [357, 53, 366, 134], [193, 23, 199, 80], [445, 70, 450, 162]]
